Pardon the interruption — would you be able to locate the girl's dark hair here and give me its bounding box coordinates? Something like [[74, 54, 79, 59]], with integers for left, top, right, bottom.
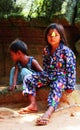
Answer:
[[45, 23, 67, 46], [9, 39, 28, 55]]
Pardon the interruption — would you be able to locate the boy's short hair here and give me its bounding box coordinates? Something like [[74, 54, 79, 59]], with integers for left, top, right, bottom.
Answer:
[[9, 39, 28, 55]]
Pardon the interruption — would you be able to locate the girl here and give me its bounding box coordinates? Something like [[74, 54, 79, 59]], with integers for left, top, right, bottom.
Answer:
[[19, 23, 76, 125], [8, 39, 43, 91]]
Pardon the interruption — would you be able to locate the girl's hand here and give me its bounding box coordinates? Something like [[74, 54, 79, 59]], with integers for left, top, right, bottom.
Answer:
[[66, 89, 73, 93]]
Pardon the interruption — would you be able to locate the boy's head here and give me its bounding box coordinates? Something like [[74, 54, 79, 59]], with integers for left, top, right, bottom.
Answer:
[[9, 39, 28, 54], [9, 39, 28, 62]]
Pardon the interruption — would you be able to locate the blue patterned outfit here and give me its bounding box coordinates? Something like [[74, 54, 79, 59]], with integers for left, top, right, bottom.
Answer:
[[23, 43, 76, 110]]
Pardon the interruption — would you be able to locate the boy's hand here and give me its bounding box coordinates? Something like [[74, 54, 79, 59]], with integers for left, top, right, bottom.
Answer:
[[8, 85, 16, 91]]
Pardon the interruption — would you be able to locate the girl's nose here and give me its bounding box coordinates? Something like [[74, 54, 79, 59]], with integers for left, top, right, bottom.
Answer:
[[51, 32, 56, 37]]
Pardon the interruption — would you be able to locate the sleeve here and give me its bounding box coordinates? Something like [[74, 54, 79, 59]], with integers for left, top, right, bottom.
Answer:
[[43, 47, 50, 71], [43, 48, 46, 69], [65, 49, 76, 90]]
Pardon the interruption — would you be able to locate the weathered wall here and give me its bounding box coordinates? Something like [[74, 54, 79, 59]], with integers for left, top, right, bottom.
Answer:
[[0, 18, 46, 77], [0, 18, 80, 77]]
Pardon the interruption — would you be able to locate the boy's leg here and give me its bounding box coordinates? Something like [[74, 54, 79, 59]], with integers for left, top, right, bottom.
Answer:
[[17, 68, 33, 85], [20, 68, 33, 81]]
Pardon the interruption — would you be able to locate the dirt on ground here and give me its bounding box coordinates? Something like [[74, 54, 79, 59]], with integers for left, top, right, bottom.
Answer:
[[0, 104, 80, 130], [0, 89, 80, 130], [0, 74, 80, 130]]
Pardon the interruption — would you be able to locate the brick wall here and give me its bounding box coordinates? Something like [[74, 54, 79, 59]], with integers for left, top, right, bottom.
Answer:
[[0, 18, 80, 77], [0, 18, 46, 77]]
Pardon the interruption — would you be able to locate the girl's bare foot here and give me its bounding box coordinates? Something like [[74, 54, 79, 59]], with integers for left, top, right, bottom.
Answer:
[[36, 115, 49, 125], [36, 106, 54, 125]]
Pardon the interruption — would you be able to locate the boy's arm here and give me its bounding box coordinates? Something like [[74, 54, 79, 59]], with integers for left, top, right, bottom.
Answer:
[[32, 59, 43, 72], [11, 64, 18, 89]]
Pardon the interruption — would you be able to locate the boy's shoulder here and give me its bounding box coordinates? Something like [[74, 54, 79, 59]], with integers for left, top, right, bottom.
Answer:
[[29, 56, 34, 62], [28, 56, 35, 65], [29, 56, 34, 59]]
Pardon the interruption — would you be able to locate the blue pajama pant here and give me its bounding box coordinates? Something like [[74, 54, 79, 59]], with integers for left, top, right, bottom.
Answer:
[[23, 72, 66, 110]]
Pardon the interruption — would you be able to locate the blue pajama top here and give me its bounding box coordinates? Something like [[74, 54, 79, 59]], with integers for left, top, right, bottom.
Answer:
[[43, 42, 76, 90]]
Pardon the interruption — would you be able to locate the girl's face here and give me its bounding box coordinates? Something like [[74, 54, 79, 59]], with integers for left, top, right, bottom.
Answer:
[[10, 51, 20, 62], [47, 29, 61, 47]]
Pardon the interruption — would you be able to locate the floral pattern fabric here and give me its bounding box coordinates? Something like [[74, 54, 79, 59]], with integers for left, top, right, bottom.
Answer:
[[23, 43, 76, 110]]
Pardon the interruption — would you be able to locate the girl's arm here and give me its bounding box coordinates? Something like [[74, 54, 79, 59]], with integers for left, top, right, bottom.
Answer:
[[66, 50, 76, 91]]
